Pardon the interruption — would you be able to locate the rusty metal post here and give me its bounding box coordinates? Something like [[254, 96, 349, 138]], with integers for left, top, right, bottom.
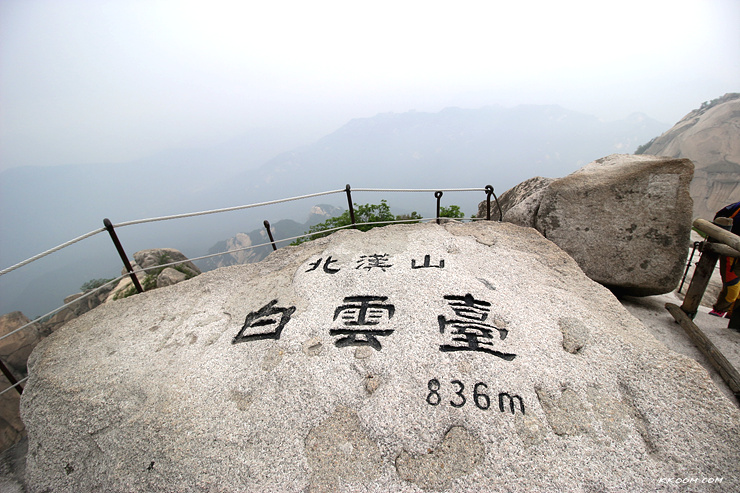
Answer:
[[435, 191, 443, 225], [0, 358, 22, 395], [484, 185, 493, 220], [103, 218, 143, 294], [490, 185, 503, 221], [345, 184, 356, 228], [263, 220, 277, 251]]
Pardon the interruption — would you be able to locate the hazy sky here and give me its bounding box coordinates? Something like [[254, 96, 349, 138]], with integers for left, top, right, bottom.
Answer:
[[1, 0, 738, 172]]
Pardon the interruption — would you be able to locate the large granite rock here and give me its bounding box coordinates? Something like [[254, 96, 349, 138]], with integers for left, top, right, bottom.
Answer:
[[481, 154, 694, 296], [639, 93, 740, 221], [537, 154, 693, 296], [21, 222, 739, 492]]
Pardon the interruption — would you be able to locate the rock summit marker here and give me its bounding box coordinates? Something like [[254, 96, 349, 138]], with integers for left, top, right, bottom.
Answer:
[[21, 222, 740, 492]]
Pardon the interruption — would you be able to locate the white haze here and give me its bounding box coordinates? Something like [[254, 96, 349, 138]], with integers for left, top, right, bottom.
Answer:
[[1, 0, 738, 171]]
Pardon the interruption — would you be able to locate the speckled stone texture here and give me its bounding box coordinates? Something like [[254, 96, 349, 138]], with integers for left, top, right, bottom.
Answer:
[[481, 154, 694, 296], [21, 222, 740, 492]]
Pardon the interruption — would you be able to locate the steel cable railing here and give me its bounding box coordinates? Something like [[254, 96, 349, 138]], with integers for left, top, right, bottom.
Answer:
[[0, 184, 502, 396]]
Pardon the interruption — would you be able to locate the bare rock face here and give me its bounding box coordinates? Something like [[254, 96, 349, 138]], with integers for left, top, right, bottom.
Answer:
[[0, 312, 42, 451], [0, 312, 43, 376], [21, 222, 740, 492], [479, 154, 694, 296], [640, 93, 740, 221]]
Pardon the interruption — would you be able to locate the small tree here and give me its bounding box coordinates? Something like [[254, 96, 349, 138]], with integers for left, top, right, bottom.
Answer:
[[439, 205, 465, 218], [634, 137, 656, 155], [292, 200, 429, 245]]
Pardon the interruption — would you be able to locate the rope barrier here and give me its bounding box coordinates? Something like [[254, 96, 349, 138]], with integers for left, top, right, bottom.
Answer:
[[1, 186, 493, 278], [352, 188, 487, 193], [0, 217, 465, 341], [193, 216, 471, 260], [0, 227, 106, 277], [112, 189, 346, 228], [0, 186, 494, 340], [0, 377, 28, 397]]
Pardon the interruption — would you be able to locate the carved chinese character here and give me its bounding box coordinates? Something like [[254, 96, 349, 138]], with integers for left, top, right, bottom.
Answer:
[[411, 255, 445, 269], [438, 293, 516, 361], [330, 296, 395, 350], [355, 254, 392, 271], [232, 300, 296, 344], [305, 256, 340, 274]]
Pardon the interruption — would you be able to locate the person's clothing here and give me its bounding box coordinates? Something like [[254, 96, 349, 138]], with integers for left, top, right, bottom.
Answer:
[[709, 308, 731, 318], [712, 202, 740, 314], [714, 201, 740, 235]]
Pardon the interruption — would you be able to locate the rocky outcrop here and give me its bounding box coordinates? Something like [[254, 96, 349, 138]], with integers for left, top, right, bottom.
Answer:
[[481, 154, 693, 296], [43, 284, 115, 333], [108, 248, 200, 300], [0, 312, 44, 377], [639, 93, 740, 221], [21, 222, 740, 492], [0, 312, 43, 451]]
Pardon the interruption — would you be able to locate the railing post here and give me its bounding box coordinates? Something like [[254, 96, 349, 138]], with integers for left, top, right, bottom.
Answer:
[[485, 185, 503, 221], [435, 191, 443, 225], [345, 184, 356, 228], [103, 218, 143, 294], [263, 220, 277, 251], [0, 358, 22, 395], [485, 185, 493, 221]]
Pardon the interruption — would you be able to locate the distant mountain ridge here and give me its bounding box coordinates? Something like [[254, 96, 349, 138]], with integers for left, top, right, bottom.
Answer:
[[230, 105, 668, 208]]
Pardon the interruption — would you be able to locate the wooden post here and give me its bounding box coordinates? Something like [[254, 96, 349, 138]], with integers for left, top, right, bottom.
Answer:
[[693, 218, 740, 251], [680, 244, 719, 319], [666, 302, 740, 403]]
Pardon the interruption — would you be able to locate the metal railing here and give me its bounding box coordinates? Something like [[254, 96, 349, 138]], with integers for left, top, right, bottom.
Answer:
[[0, 184, 502, 396]]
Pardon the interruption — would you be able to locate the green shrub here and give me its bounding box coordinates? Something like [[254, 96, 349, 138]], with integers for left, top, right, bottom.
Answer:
[[291, 200, 469, 245], [80, 278, 115, 292]]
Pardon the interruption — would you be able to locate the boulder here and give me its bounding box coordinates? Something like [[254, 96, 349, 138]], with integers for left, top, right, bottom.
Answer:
[[537, 154, 693, 295], [134, 248, 201, 278], [21, 222, 740, 492], [480, 154, 694, 296], [156, 267, 187, 288], [477, 176, 553, 227], [106, 249, 201, 302]]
